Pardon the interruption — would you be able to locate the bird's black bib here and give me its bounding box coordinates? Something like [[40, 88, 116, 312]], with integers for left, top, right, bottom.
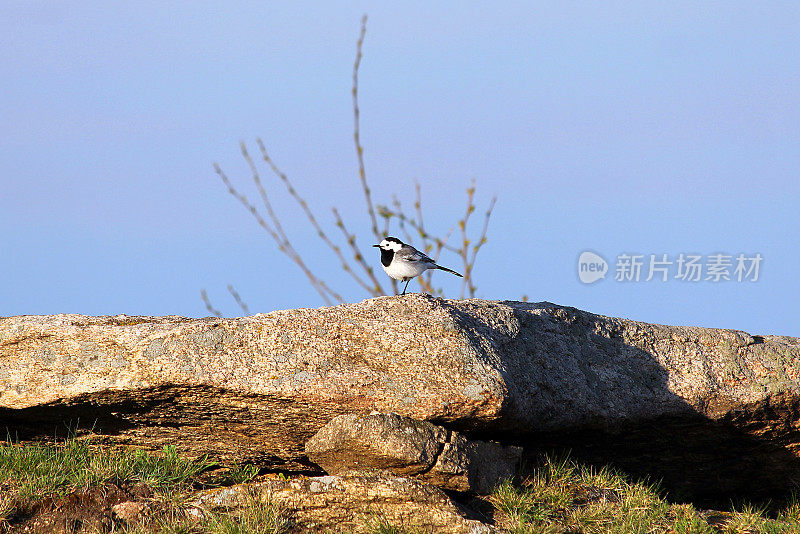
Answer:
[[379, 248, 394, 267]]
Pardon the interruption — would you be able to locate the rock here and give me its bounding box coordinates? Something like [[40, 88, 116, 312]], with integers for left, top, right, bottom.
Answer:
[[306, 412, 445, 476], [1, 296, 799, 502], [429, 431, 521, 495], [111, 501, 146, 522], [188, 473, 498, 533], [305, 412, 521, 494]]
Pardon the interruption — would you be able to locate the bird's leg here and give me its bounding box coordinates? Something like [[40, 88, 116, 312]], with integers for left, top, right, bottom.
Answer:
[[402, 279, 411, 295]]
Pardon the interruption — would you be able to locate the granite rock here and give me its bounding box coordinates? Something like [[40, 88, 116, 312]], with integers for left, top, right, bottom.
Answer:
[[305, 412, 521, 493], [188, 473, 498, 533], [1, 295, 798, 483]]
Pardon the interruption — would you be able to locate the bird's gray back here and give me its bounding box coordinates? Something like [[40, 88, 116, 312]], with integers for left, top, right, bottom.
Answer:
[[396, 245, 435, 264]]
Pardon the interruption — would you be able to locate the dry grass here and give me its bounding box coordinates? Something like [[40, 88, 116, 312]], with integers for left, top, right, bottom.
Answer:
[[491, 454, 800, 534]]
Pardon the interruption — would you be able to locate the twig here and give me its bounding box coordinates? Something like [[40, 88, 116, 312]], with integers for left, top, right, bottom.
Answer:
[[406, 184, 434, 293], [352, 14, 380, 243], [413, 182, 430, 247], [466, 195, 497, 297], [377, 190, 460, 296], [380, 201, 453, 260], [255, 138, 383, 295], [378, 205, 392, 237], [227, 284, 251, 316], [240, 142, 291, 252], [331, 207, 385, 294], [212, 163, 341, 305], [209, 16, 495, 308], [458, 181, 477, 299], [213, 162, 279, 243], [391, 196, 416, 245], [376, 205, 399, 294], [201, 290, 223, 318], [411, 181, 442, 292]]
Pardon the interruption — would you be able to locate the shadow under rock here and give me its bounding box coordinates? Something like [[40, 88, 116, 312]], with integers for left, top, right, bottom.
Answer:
[[443, 299, 800, 510]]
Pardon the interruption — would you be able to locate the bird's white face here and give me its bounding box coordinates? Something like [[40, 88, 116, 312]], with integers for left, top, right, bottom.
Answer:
[[378, 239, 403, 252]]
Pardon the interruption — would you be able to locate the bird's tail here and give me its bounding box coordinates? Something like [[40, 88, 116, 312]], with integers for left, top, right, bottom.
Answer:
[[435, 265, 463, 277]]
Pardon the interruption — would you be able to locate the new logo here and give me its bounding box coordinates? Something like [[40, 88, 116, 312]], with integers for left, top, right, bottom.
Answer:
[[578, 251, 608, 284]]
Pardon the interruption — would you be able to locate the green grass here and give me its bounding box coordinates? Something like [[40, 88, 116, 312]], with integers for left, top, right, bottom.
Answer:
[[201, 491, 288, 534], [4, 437, 800, 534], [491, 454, 800, 534], [0, 437, 211, 498], [0, 437, 289, 534], [224, 463, 260, 486]]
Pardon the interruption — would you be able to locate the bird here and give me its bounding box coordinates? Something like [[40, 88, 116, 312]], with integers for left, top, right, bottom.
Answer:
[[372, 236, 463, 295]]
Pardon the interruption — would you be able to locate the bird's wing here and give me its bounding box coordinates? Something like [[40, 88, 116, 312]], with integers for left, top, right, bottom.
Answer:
[[397, 247, 436, 264]]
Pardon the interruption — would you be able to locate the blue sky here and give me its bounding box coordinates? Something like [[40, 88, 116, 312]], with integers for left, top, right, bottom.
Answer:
[[2, 2, 798, 335]]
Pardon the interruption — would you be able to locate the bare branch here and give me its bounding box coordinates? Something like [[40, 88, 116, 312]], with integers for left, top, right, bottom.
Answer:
[[390, 195, 431, 295], [414, 183, 431, 244], [376, 204, 399, 294], [384, 201, 453, 261], [310, 276, 342, 304], [378, 191, 460, 296], [434, 227, 456, 261], [466, 195, 497, 296], [240, 142, 290, 246], [227, 284, 251, 316], [391, 196, 415, 245], [353, 14, 380, 243], [212, 162, 340, 305], [201, 290, 223, 318], [457, 180, 479, 299], [209, 17, 496, 308], [213, 162, 279, 242], [332, 207, 385, 294], [255, 138, 384, 296], [379, 204, 392, 237], [412, 181, 437, 292]]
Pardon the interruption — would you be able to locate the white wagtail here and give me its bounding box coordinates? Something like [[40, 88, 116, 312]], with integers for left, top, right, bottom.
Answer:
[[372, 236, 463, 294]]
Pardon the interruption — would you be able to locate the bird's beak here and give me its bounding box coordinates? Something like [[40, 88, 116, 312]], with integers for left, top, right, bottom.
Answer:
[[372, 244, 380, 248]]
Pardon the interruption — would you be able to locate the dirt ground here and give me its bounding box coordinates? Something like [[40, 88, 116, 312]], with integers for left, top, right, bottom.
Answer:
[[2, 481, 155, 534]]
